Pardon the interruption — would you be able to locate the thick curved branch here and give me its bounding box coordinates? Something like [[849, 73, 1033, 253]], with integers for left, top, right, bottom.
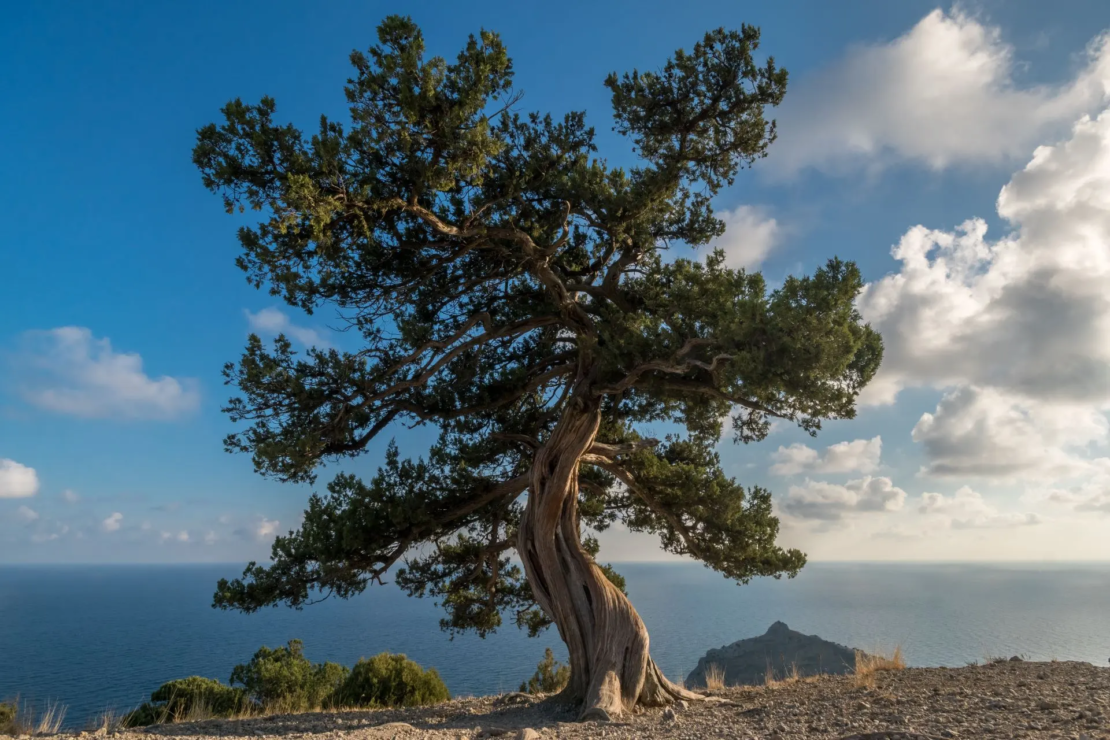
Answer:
[[586, 438, 660, 459]]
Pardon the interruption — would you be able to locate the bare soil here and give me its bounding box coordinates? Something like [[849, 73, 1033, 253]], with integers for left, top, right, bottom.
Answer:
[[27, 659, 1110, 740]]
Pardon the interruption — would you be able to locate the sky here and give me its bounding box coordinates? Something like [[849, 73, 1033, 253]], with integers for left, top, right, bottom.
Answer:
[[2, 0, 1110, 564]]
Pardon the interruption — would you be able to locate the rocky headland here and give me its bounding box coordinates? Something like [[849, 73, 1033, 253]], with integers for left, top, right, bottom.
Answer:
[[686, 621, 867, 688]]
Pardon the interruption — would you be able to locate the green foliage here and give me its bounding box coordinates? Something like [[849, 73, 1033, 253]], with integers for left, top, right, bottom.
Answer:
[[334, 653, 450, 708], [0, 702, 16, 734], [199, 14, 882, 638], [519, 648, 570, 694], [229, 639, 349, 711], [121, 644, 448, 726], [122, 677, 248, 727]]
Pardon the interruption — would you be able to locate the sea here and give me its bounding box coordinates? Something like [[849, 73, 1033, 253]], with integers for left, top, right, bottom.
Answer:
[[1, 562, 1108, 728]]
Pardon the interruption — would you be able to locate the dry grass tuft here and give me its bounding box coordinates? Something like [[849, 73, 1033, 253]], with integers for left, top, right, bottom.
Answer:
[[704, 663, 726, 691], [87, 708, 128, 734], [853, 646, 905, 688], [1, 697, 68, 736]]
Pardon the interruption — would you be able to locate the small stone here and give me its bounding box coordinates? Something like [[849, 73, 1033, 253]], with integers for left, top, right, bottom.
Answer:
[[941, 730, 959, 738], [854, 700, 871, 710], [1036, 699, 1059, 710], [674, 699, 689, 711], [662, 707, 677, 722], [517, 730, 541, 740], [376, 723, 416, 732], [1009, 655, 1023, 662]]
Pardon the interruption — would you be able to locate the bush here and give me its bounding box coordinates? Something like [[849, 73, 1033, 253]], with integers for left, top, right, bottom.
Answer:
[[519, 648, 570, 694], [0, 702, 17, 734], [334, 653, 450, 708], [122, 676, 248, 727], [230, 639, 349, 712]]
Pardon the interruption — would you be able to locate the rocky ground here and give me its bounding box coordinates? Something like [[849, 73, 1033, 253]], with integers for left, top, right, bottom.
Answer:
[[21, 659, 1110, 740]]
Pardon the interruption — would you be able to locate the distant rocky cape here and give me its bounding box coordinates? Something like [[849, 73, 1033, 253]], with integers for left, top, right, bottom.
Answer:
[[685, 621, 868, 688]]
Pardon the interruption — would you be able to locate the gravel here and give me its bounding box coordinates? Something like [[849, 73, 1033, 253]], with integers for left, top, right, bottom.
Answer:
[[18, 660, 1109, 740]]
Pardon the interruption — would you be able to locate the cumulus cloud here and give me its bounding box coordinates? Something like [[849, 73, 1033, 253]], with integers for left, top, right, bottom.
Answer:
[[245, 308, 328, 348], [711, 206, 783, 269], [780, 476, 906, 521], [15, 327, 200, 420], [919, 486, 1042, 529], [770, 436, 882, 476], [101, 512, 123, 532], [857, 108, 1110, 479], [769, 9, 1110, 176], [16, 505, 38, 522], [255, 517, 280, 541], [0, 459, 39, 498], [911, 387, 1107, 479]]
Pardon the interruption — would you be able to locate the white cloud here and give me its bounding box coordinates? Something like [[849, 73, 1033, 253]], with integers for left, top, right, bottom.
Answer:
[[919, 486, 1042, 529], [770, 436, 882, 476], [245, 308, 328, 348], [16, 327, 200, 420], [203, 531, 217, 545], [712, 206, 783, 269], [0, 459, 39, 498], [1033, 459, 1110, 514], [770, 9, 1110, 177], [911, 387, 1107, 479], [101, 512, 123, 532], [857, 108, 1110, 480], [31, 524, 68, 544], [780, 476, 906, 521], [255, 517, 280, 541], [61, 489, 79, 504], [16, 505, 38, 522], [177, 530, 189, 543]]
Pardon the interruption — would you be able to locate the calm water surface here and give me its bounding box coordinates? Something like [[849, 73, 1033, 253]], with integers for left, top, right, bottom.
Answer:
[[0, 562, 1107, 727]]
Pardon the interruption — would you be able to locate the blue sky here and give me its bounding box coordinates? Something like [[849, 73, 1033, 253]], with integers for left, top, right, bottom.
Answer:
[[3, 0, 1110, 563]]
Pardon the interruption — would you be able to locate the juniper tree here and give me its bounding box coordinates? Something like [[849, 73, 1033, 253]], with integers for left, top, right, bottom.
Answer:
[[198, 16, 882, 720]]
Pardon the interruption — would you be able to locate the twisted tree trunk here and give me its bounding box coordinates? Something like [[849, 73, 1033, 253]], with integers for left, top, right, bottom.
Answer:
[[517, 398, 700, 720]]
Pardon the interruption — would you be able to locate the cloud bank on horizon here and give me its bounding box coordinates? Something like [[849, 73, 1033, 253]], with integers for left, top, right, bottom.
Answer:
[[3, 6, 1110, 564]]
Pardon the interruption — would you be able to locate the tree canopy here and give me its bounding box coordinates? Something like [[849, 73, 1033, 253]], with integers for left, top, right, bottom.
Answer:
[[199, 14, 881, 682]]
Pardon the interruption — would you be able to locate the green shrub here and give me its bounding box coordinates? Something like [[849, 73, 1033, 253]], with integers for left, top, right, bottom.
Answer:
[[519, 648, 570, 694], [122, 676, 248, 727], [229, 639, 349, 711], [0, 702, 17, 734], [334, 653, 450, 708]]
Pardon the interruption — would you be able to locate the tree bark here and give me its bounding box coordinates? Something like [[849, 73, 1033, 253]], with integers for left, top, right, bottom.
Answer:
[[517, 398, 701, 720]]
